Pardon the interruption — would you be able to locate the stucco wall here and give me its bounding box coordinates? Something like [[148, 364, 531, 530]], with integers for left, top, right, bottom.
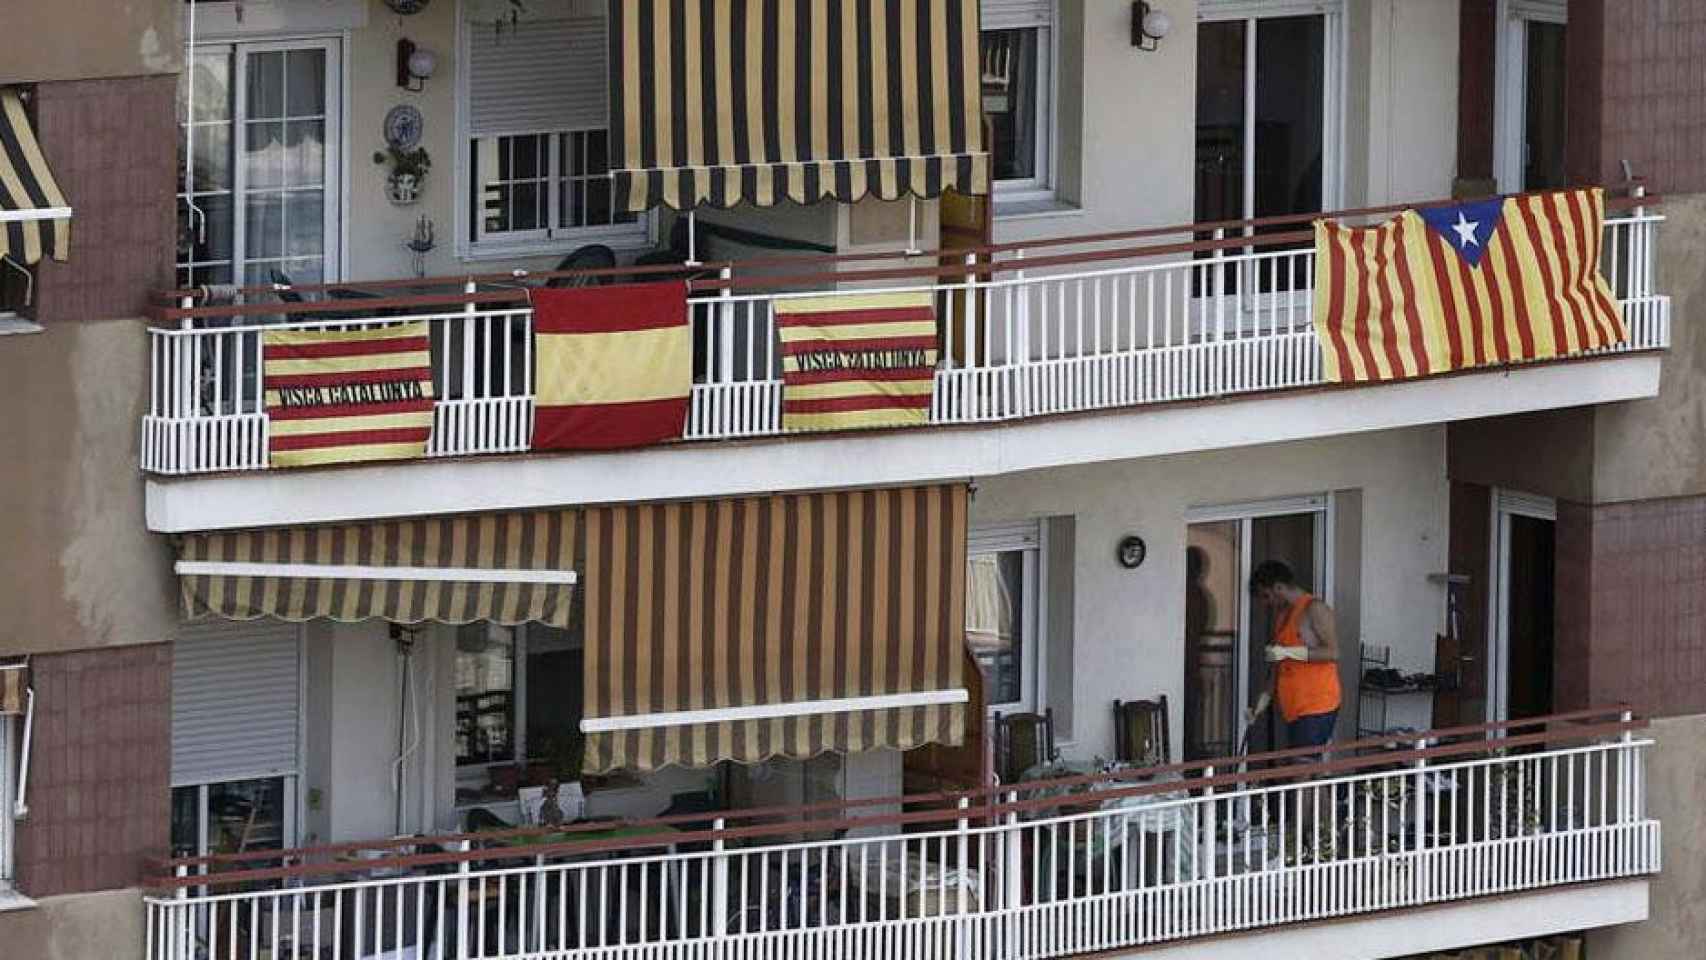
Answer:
[[0, 0, 178, 85], [0, 888, 147, 960], [1587, 712, 1706, 959], [1592, 193, 1706, 503], [969, 425, 1449, 761], [0, 319, 177, 657]]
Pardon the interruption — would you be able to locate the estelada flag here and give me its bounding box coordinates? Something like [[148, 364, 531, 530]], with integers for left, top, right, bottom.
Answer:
[[775, 290, 938, 433], [532, 282, 690, 450], [263, 322, 435, 468], [1313, 187, 1628, 383]]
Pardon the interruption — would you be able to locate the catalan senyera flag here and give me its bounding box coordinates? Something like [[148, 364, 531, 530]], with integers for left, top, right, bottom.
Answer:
[[263, 322, 435, 468], [776, 290, 938, 432], [532, 282, 690, 450], [1313, 187, 1628, 383]]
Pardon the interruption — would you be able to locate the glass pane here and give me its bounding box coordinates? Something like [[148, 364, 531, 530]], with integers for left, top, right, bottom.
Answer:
[[179, 51, 233, 124], [285, 48, 328, 117], [1194, 20, 1246, 224], [283, 191, 324, 258], [187, 125, 233, 192], [182, 193, 234, 264], [511, 183, 541, 231], [245, 120, 285, 190], [525, 625, 584, 777], [1253, 16, 1325, 220], [246, 51, 286, 120], [511, 134, 542, 179], [1185, 522, 1241, 761], [170, 786, 201, 858], [981, 29, 1039, 182], [206, 778, 286, 854], [456, 624, 516, 767], [244, 258, 321, 288], [284, 120, 325, 188], [1248, 512, 1319, 754], [1524, 22, 1568, 190], [245, 193, 284, 260], [966, 551, 1026, 706]]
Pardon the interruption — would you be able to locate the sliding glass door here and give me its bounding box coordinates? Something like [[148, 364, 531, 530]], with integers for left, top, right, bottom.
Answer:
[[178, 39, 342, 289]]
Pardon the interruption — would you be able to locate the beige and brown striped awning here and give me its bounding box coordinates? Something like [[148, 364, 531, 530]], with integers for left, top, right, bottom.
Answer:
[[0, 87, 70, 265], [608, 0, 989, 211], [177, 510, 579, 627], [580, 484, 969, 773]]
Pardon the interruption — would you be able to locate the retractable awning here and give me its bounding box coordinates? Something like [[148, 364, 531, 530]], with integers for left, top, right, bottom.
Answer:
[[0, 88, 70, 265], [176, 510, 579, 627], [608, 0, 989, 211], [580, 484, 969, 773]]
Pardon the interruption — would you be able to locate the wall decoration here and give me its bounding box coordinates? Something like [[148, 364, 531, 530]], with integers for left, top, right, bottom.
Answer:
[[384, 0, 432, 15], [384, 104, 423, 150], [1117, 535, 1147, 570]]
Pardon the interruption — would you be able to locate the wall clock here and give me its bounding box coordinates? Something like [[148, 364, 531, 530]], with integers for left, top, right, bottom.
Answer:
[[385, 0, 432, 15]]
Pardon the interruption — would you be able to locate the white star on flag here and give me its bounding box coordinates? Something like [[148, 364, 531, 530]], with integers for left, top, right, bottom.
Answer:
[[1451, 211, 1481, 249]]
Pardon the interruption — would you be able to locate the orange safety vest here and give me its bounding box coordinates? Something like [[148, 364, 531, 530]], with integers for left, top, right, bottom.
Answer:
[[1274, 593, 1341, 722]]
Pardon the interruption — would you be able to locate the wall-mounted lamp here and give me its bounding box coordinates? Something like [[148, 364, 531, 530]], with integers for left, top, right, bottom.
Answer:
[[396, 38, 438, 91], [1131, 2, 1173, 51]]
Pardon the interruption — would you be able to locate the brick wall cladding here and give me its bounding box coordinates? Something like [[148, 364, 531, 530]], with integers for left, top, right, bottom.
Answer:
[[1570, 0, 1706, 194], [13, 644, 171, 897], [28, 75, 177, 324]]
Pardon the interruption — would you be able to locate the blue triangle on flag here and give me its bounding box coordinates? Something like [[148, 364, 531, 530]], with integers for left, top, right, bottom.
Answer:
[[1416, 197, 1504, 268]]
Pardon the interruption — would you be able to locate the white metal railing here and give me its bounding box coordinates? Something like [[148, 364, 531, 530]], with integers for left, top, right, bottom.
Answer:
[[144, 717, 1658, 960], [142, 212, 1669, 475]]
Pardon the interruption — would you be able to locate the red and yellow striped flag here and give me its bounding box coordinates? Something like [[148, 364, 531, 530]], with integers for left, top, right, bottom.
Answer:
[[1313, 187, 1628, 383], [532, 282, 690, 450], [776, 290, 938, 432], [263, 322, 435, 468]]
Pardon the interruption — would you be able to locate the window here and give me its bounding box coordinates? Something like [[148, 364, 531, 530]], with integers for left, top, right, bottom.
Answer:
[[455, 623, 584, 808], [967, 521, 1044, 712], [980, 1, 1055, 194], [0, 259, 33, 325], [171, 777, 291, 860], [461, 13, 646, 256], [176, 39, 342, 287], [1494, 1, 1568, 193], [1194, 5, 1342, 226]]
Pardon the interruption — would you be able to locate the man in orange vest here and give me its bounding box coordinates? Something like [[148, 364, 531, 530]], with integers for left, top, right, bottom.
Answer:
[[1246, 561, 1342, 753]]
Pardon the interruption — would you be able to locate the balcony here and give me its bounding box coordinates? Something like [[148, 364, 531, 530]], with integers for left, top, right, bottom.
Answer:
[[141, 196, 1670, 529], [144, 709, 1657, 960]]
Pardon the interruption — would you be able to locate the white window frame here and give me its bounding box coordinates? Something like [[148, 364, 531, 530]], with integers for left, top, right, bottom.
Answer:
[[178, 36, 346, 287], [1185, 493, 1335, 729], [173, 776, 300, 862], [968, 520, 1046, 714], [453, 10, 653, 262], [1493, 0, 1568, 195], [1197, 0, 1347, 221], [981, 3, 1059, 206]]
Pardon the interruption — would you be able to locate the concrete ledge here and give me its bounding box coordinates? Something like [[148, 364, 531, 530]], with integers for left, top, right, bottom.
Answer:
[[147, 354, 1663, 533]]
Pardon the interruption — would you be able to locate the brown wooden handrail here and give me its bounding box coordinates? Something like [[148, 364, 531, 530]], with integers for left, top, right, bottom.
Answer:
[[146, 705, 1642, 889], [152, 185, 1662, 317]]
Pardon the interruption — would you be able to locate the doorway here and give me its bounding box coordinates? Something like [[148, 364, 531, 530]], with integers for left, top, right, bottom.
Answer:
[[1494, 0, 1567, 193], [1491, 492, 1557, 722], [1184, 497, 1330, 760]]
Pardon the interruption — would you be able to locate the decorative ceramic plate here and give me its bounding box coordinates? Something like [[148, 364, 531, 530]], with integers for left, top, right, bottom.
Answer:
[[384, 105, 424, 150]]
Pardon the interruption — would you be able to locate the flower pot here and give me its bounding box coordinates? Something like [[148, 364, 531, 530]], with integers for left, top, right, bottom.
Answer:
[[387, 172, 422, 205]]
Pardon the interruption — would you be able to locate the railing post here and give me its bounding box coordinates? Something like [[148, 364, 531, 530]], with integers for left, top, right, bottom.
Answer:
[[717, 267, 734, 387], [1413, 737, 1429, 905], [173, 863, 189, 960], [956, 796, 972, 956], [964, 251, 980, 374], [177, 295, 195, 474], [1620, 709, 1635, 826], [1201, 764, 1216, 884], [455, 838, 472, 960], [1014, 248, 1030, 418], [1212, 228, 1226, 396], [1004, 791, 1021, 960], [711, 817, 728, 939]]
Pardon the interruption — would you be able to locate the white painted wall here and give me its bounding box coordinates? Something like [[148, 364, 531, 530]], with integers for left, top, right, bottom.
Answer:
[[969, 425, 1450, 762]]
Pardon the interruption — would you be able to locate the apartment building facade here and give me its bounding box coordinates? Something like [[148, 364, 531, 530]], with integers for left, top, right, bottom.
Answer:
[[0, 2, 1699, 959]]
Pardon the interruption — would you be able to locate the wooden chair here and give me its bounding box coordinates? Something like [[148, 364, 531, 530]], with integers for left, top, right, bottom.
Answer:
[[1113, 695, 1171, 770], [992, 708, 1056, 785]]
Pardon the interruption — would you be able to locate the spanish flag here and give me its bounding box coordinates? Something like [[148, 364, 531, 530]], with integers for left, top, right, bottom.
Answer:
[[263, 322, 435, 468], [532, 282, 690, 450], [776, 290, 938, 432], [1313, 187, 1628, 383]]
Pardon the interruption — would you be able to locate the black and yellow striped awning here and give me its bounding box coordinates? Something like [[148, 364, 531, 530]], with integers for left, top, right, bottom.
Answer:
[[177, 510, 579, 628], [608, 0, 989, 211], [0, 88, 70, 266]]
